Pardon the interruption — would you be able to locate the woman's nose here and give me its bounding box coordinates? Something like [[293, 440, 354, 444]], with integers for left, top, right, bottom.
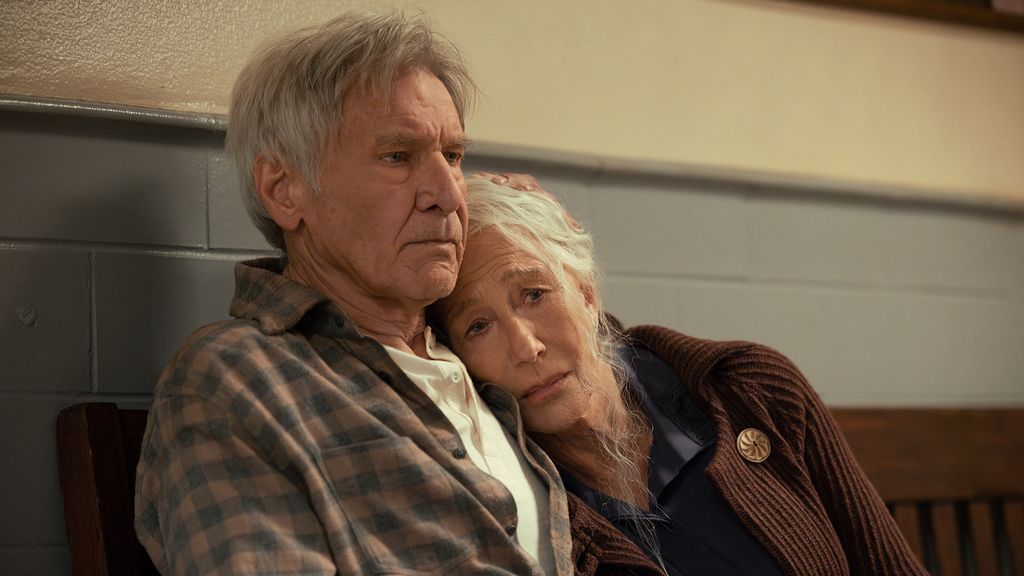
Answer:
[[509, 319, 545, 363]]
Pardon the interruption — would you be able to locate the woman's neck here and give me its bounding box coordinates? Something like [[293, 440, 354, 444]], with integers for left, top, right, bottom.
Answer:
[[531, 362, 653, 509]]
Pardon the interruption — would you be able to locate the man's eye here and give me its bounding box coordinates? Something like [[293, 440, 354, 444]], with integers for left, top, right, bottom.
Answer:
[[383, 152, 408, 162], [524, 289, 545, 304], [445, 151, 463, 166]]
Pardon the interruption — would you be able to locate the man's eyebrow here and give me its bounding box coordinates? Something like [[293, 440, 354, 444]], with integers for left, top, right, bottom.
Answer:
[[374, 133, 472, 149], [374, 133, 423, 148], [449, 137, 472, 150]]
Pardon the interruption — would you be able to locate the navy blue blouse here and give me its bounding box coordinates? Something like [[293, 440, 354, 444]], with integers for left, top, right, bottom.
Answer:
[[559, 347, 783, 576]]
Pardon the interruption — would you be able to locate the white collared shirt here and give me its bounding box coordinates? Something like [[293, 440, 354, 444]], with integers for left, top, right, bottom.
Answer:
[[383, 327, 556, 574]]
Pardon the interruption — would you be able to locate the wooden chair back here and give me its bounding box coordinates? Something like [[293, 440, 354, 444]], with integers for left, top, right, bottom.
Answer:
[[57, 403, 158, 576], [832, 407, 1024, 576]]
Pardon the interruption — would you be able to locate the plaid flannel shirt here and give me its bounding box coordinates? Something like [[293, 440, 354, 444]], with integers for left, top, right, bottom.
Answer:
[[135, 257, 573, 575]]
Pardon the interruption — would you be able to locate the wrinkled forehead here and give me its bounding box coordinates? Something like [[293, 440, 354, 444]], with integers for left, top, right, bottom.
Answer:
[[440, 232, 548, 313], [461, 230, 551, 284], [327, 68, 465, 163], [342, 66, 462, 123]]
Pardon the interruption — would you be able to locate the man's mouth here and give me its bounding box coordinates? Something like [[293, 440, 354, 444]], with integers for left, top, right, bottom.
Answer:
[[408, 235, 459, 245]]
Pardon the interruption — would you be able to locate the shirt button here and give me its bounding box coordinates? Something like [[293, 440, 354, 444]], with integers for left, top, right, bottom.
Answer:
[[451, 370, 461, 383], [505, 524, 517, 536], [452, 447, 467, 459]]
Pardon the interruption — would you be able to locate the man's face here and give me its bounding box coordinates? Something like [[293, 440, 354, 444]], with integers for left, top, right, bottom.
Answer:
[[298, 68, 469, 308]]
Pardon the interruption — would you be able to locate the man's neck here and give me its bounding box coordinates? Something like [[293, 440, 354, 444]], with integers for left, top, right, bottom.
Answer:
[[282, 257, 430, 357]]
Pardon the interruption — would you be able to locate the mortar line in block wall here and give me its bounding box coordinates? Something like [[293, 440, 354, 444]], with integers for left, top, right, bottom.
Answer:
[[601, 273, 1011, 301], [0, 390, 155, 402], [205, 150, 212, 249], [0, 544, 69, 551], [0, 238, 277, 260], [825, 394, 1024, 408], [89, 251, 98, 394]]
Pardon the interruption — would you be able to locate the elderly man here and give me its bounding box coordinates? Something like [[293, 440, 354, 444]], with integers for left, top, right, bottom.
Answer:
[[134, 12, 575, 575]]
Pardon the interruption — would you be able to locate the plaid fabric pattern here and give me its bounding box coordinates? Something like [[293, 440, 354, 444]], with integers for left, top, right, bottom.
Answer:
[[135, 258, 572, 575]]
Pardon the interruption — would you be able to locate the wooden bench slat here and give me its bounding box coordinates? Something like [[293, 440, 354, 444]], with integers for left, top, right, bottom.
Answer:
[[968, 501, 999, 576], [58, 403, 131, 576], [932, 502, 964, 576], [892, 503, 925, 560], [832, 408, 1024, 575], [1005, 500, 1024, 574], [831, 408, 1024, 502], [57, 403, 157, 576]]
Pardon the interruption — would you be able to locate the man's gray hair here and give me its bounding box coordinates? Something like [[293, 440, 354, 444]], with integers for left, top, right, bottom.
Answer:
[[227, 10, 476, 250]]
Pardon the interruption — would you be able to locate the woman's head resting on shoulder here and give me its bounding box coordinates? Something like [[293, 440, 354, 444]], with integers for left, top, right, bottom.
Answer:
[[435, 176, 654, 518], [432, 176, 621, 434]]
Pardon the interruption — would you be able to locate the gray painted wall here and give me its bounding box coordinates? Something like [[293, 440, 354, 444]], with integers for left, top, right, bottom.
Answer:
[[1, 104, 1022, 574]]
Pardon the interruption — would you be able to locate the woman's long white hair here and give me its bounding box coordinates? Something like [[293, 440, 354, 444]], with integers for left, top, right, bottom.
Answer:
[[451, 178, 659, 559]]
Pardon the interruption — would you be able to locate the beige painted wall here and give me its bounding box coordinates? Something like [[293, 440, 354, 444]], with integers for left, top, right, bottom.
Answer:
[[2, 0, 1022, 202]]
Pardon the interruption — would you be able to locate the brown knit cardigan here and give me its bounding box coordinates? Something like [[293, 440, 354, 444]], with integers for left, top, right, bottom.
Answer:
[[607, 325, 928, 575], [568, 491, 665, 576]]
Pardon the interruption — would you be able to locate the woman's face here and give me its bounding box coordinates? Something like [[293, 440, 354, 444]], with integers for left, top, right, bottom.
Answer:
[[439, 228, 598, 433]]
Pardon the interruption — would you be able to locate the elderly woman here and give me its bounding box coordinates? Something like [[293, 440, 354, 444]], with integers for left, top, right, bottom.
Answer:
[[432, 176, 928, 575]]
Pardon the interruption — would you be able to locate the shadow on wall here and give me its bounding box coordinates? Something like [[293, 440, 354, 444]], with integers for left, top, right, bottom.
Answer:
[[4, 110, 239, 394], [0, 108, 243, 574]]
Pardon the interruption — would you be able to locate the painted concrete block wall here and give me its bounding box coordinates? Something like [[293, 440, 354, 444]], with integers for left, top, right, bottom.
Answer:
[[1, 106, 1022, 574], [0, 109, 267, 574]]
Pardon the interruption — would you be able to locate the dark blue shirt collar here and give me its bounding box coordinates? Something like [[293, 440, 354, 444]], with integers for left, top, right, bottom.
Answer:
[[625, 346, 709, 496]]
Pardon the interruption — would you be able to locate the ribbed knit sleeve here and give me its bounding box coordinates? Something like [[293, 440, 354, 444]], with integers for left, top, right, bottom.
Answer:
[[797, 365, 929, 575], [628, 325, 927, 576], [566, 492, 665, 576]]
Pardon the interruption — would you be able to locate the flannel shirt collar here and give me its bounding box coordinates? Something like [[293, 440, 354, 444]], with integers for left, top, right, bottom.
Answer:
[[229, 257, 357, 337]]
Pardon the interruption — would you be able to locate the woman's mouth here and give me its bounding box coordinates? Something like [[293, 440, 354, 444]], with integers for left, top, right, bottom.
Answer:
[[521, 372, 571, 403]]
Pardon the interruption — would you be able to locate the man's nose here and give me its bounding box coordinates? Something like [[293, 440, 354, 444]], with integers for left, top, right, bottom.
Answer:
[[416, 152, 463, 214], [509, 318, 545, 364]]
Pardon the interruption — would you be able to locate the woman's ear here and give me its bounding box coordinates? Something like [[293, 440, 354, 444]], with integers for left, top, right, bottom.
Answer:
[[579, 281, 598, 311], [254, 155, 306, 231]]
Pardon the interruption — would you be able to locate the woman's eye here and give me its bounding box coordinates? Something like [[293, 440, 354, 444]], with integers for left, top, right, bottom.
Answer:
[[524, 289, 545, 303], [466, 320, 489, 337]]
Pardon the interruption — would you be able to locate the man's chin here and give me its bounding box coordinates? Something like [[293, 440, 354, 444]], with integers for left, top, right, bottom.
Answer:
[[407, 267, 459, 302]]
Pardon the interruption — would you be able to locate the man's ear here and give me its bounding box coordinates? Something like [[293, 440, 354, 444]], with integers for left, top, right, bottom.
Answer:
[[254, 155, 306, 231]]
